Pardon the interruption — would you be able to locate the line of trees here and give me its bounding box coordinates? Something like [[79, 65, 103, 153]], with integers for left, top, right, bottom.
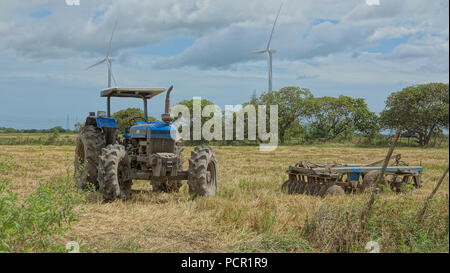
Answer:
[[5, 83, 446, 148], [167, 83, 448, 146], [0, 126, 77, 134], [247, 83, 448, 146], [246, 86, 382, 144]]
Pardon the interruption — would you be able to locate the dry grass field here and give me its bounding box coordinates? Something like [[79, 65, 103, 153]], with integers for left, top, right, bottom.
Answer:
[[0, 144, 448, 253]]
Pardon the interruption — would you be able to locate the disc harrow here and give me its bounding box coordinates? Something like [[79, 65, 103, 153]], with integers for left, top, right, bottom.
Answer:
[[281, 154, 423, 197]]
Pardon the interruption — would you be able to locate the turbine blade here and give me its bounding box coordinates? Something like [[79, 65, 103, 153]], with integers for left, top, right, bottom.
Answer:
[[266, 2, 283, 50], [107, 19, 118, 57], [86, 58, 106, 70], [250, 49, 267, 54], [111, 72, 118, 87]]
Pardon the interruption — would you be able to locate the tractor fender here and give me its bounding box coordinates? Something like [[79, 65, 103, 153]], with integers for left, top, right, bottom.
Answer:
[[85, 116, 117, 129]]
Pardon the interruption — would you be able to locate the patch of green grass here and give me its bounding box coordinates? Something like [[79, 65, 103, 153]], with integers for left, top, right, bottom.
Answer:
[[0, 156, 84, 253], [237, 229, 313, 252]]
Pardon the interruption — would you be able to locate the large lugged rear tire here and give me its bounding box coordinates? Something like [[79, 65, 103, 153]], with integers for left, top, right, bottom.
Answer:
[[97, 144, 132, 202], [74, 125, 105, 190], [187, 146, 218, 199]]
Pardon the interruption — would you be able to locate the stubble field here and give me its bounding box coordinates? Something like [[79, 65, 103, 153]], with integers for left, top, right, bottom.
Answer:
[[0, 144, 448, 252]]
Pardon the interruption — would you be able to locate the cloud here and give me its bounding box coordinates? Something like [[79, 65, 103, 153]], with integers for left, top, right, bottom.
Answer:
[[153, 0, 448, 69], [365, 0, 380, 6], [296, 74, 319, 80], [0, 0, 447, 77]]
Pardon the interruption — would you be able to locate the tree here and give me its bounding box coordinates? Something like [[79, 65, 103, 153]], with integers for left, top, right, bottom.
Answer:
[[51, 126, 65, 133], [305, 96, 379, 141], [74, 122, 84, 132], [380, 83, 449, 146], [112, 108, 156, 134], [247, 86, 313, 144]]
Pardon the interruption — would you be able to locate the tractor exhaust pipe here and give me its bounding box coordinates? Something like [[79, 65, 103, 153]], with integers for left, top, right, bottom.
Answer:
[[165, 85, 173, 114], [162, 85, 174, 124]]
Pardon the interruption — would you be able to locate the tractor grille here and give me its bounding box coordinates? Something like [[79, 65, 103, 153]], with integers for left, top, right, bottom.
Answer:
[[151, 138, 175, 153]]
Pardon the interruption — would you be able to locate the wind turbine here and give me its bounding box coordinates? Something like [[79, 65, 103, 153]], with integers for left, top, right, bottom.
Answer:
[[87, 20, 118, 88], [251, 3, 283, 92]]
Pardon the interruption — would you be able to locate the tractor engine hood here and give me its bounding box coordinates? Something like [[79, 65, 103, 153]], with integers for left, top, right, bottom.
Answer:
[[129, 121, 177, 139]]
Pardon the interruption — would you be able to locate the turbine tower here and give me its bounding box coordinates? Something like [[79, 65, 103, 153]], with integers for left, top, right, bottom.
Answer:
[[87, 20, 118, 88], [251, 3, 283, 92]]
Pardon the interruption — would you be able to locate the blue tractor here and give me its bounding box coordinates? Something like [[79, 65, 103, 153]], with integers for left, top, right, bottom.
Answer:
[[74, 86, 218, 201]]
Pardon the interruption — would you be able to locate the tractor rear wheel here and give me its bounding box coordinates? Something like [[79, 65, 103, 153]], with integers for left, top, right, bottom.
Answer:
[[187, 146, 218, 199], [74, 125, 105, 190], [97, 144, 132, 202]]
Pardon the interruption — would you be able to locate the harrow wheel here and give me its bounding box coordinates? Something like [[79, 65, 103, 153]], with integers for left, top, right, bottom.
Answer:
[[325, 185, 345, 196], [187, 146, 218, 199], [74, 125, 105, 190], [361, 170, 385, 192], [97, 144, 132, 202]]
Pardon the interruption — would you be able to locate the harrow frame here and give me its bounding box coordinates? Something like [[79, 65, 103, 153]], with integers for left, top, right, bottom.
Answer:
[[282, 155, 423, 196]]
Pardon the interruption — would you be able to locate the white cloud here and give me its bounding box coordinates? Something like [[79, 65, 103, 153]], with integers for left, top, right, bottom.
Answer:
[[365, 0, 380, 6]]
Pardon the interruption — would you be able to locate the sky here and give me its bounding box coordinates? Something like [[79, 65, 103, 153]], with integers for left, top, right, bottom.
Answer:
[[0, 0, 448, 129]]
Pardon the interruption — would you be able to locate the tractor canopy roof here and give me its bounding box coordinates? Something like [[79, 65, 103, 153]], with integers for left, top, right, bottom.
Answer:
[[101, 87, 166, 99]]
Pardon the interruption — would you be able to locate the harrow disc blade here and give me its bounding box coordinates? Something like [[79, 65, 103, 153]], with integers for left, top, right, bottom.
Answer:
[[281, 180, 291, 193], [298, 182, 306, 194], [292, 181, 302, 194], [288, 180, 297, 194]]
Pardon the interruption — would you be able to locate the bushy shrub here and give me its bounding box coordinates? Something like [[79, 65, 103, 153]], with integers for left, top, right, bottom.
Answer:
[[0, 157, 84, 252]]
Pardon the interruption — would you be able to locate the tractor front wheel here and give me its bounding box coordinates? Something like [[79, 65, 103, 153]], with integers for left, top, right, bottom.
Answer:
[[187, 146, 218, 199], [97, 144, 132, 202]]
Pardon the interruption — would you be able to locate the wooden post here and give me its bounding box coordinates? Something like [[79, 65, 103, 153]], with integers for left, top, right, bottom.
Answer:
[[416, 166, 449, 223], [360, 128, 402, 232], [375, 128, 402, 188]]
